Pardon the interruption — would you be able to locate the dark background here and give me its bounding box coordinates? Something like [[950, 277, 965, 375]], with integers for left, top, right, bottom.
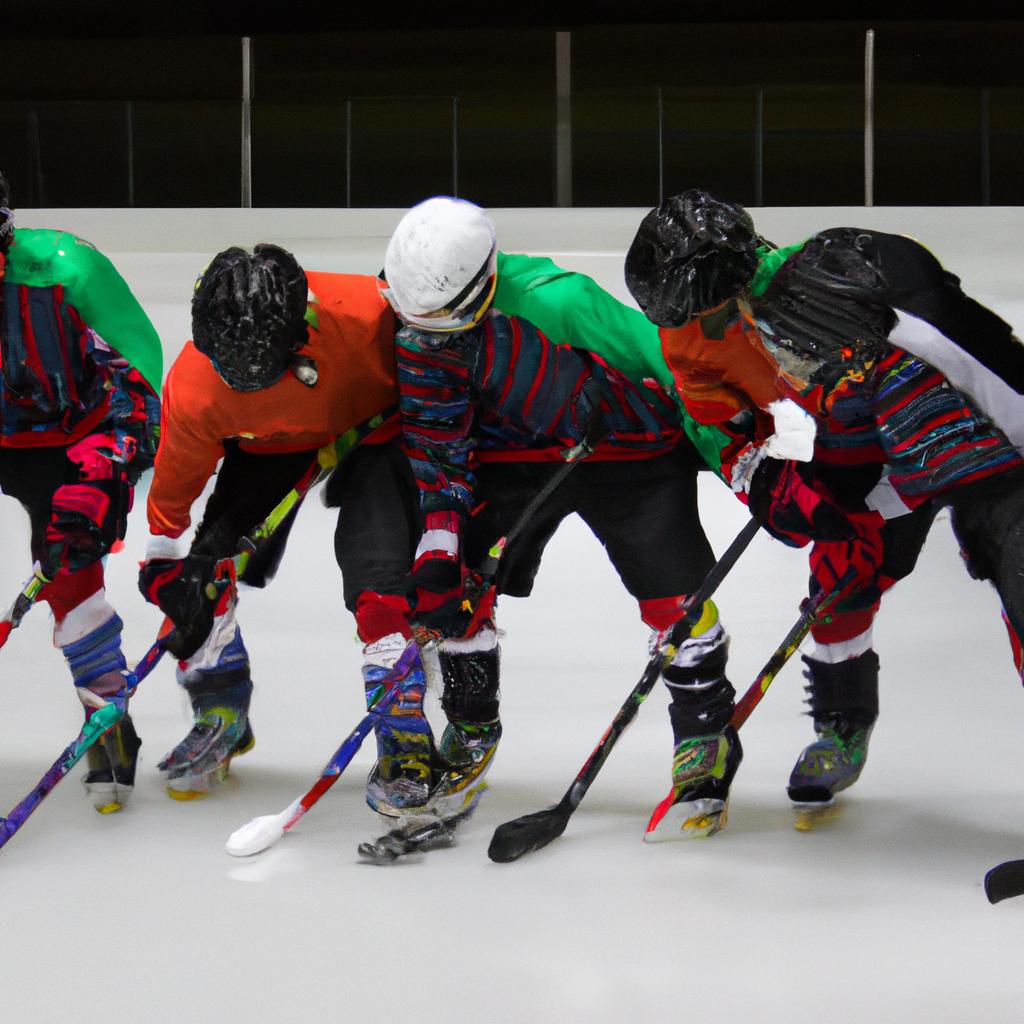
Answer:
[[4, 3, 1022, 207]]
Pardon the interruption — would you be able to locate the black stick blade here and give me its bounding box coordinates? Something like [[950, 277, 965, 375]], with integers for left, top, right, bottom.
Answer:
[[984, 860, 1024, 904], [488, 804, 571, 863]]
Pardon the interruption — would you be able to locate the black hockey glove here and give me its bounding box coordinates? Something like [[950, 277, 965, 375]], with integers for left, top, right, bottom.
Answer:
[[138, 553, 230, 659]]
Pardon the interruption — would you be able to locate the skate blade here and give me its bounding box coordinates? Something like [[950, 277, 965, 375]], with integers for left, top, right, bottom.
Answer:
[[357, 823, 456, 865], [166, 787, 207, 802], [792, 799, 839, 831], [165, 762, 230, 800], [163, 735, 257, 800], [360, 783, 488, 865], [84, 781, 131, 815], [644, 797, 728, 843]]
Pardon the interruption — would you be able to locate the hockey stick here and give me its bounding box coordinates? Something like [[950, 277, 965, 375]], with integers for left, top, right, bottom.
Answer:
[[490, 561, 855, 860], [984, 861, 1024, 904], [413, 410, 609, 649], [224, 644, 419, 857], [474, 416, 608, 583], [0, 564, 51, 652], [488, 515, 762, 863], [224, 423, 607, 858], [0, 443, 350, 853], [730, 571, 854, 731]]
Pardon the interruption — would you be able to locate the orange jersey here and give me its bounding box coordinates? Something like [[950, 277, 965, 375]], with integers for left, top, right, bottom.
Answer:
[[148, 271, 399, 538], [658, 301, 786, 426]]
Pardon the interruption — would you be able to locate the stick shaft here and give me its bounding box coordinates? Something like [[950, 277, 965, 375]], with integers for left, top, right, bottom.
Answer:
[[0, 565, 50, 651], [266, 677, 405, 842], [730, 580, 845, 729], [556, 516, 762, 814], [282, 713, 382, 833]]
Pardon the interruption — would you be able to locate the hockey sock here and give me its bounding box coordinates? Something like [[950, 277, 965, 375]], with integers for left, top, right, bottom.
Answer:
[[60, 610, 128, 713]]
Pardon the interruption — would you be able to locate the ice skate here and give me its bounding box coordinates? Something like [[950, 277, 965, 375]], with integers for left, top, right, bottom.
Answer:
[[787, 651, 878, 830], [646, 618, 740, 841], [645, 725, 743, 841], [82, 714, 142, 814], [357, 780, 488, 865], [160, 671, 254, 799], [360, 705, 498, 863], [59, 609, 140, 813], [788, 718, 873, 829], [791, 796, 842, 832], [359, 635, 503, 862]]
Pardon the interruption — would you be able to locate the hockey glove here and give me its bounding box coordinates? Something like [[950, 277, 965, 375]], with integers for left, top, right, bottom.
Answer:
[[45, 434, 137, 573], [138, 552, 233, 660], [729, 399, 817, 494], [809, 513, 886, 609], [747, 458, 856, 547]]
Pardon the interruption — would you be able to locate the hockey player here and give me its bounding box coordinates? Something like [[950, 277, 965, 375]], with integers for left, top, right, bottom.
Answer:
[[133, 239, 658, 830], [379, 195, 776, 839], [624, 189, 1024, 818], [138, 244, 409, 799], [0, 170, 162, 813]]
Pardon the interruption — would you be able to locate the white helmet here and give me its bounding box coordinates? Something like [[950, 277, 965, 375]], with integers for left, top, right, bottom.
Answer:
[[383, 196, 497, 333]]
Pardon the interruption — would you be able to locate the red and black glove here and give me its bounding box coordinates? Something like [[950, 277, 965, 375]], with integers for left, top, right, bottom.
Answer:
[[138, 553, 233, 659], [747, 458, 857, 547], [45, 434, 137, 573], [809, 511, 887, 609]]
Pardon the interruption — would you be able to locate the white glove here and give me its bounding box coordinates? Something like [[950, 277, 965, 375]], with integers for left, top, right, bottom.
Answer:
[[729, 399, 817, 494], [763, 399, 816, 462]]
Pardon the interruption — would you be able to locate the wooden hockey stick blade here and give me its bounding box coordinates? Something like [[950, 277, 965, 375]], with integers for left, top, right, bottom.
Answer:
[[984, 860, 1024, 904]]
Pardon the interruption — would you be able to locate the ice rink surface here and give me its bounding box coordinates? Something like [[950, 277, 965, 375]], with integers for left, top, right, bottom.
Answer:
[[2, 208, 1024, 1023]]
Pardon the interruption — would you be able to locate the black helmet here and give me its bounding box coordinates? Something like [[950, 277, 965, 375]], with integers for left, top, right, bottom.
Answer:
[[192, 244, 309, 392], [749, 228, 895, 387], [0, 171, 14, 256], [625, 189, 760, 328]]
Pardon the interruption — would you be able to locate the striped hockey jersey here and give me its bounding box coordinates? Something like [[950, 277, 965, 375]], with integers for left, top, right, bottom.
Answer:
[[396, 311, 685, 517]]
